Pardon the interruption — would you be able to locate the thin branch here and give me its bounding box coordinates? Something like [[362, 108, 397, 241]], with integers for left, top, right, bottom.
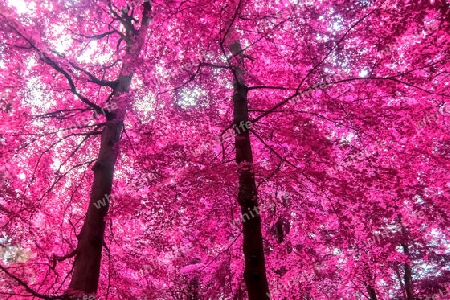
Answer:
[[199, 62, 231, 69], [52, 251, 77, 269], [0, 264, 63, 299], [69, 62, 118, 88], [6, 26, 103, 112], [68, 29, 120, 40], [294, 2, 384, 94], [39, 53, 103, 112], [39, 160, 96, 202], [247, 85, 296, 91], [250, 129, 298, 169]]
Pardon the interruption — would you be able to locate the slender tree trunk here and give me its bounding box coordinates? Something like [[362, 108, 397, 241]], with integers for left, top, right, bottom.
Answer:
[[229, 40, 270, 299], [187, 277, 200, 300], [399, 218, 414, 300], [402, 242, 414, 300], [66, 2, 152, 297], [363, 263, 377, 300], [395, 264, 407, 299], [365, 283, 377, 300]]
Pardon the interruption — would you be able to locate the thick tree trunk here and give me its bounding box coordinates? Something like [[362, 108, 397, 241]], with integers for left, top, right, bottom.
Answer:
[[67, 79, 127, 295], [66, 2, 152, 297], [229, 40, 270, 300]]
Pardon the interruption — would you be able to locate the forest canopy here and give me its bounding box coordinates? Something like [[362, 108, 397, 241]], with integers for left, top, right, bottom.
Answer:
[[0, 0, 449, 299]]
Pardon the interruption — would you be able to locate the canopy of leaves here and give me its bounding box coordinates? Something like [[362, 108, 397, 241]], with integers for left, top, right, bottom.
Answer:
[[0, 0, 449, 299]]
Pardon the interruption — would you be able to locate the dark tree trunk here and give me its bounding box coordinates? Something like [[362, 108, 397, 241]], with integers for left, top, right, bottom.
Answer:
[[399, 219, 414, 300], [66, 2, 152, 297], [229, 40, 270, 300], [363, 264, 377, 300], [67, 78, 127, 295], [365, 283, 377, 300], [395, 264, 407, 299], [402, 242, 414, 300], [188, 277, 200, 300]]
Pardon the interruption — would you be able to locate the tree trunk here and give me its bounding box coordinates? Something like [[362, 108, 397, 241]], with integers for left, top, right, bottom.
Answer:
[[402, 242, 414, 300], [363, 263, 377, 300], [399, 219, 414, 300], [229, 40, 270, 300], [395, 264, 407, 299], [365, 283, 377, 300], [66, 2, 152, 297], [187, 277, 200, 300]]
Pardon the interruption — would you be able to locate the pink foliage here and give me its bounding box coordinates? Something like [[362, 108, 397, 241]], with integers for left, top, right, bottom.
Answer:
[[0, 0, 449, 299]]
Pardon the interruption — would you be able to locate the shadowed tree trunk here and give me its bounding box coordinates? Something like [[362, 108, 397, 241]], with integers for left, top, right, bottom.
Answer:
[[395, 264, 407, 299], [402, 242, 414, 300], [363, 263, 377, 300], [365, 283, 377, 300], [228, 39, 270, 300], [399, 219, 414, 300], [66, 2, 152, 297]]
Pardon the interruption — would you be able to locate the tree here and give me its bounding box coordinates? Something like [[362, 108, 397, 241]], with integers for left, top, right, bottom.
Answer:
[[0, 0, 449, 299]]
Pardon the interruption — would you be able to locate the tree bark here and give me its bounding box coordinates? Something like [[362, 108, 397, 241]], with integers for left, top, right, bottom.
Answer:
[[229, 40, 270, 300], [399, 219, 414, 300], [365, 283, 377, 300], [402, 242, 414, 300], [187, 277, 200, 300], [363, 263, 377, 300], [395, 264, 407, 299], [66, 2, 152, 297]]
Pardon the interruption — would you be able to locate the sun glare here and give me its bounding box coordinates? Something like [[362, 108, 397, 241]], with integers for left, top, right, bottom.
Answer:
[[7, 0, 36, 14]]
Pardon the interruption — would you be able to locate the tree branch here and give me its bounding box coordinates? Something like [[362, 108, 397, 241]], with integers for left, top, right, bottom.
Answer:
[[0, 264, 64, 299], [68, 29, 119, 40], [69, 62, 118, 88], [6, 24, 103, 112]]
